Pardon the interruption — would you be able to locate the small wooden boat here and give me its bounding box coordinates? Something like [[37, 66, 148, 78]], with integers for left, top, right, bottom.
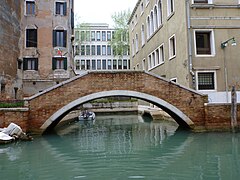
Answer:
[[78, 111, 96, 121]]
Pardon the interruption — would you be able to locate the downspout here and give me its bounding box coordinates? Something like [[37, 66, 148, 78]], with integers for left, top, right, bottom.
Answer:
[[186, 0, 195, 88]]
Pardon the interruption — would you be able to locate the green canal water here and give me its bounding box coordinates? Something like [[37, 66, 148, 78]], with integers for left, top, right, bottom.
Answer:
[[0, 114, 240, 180]]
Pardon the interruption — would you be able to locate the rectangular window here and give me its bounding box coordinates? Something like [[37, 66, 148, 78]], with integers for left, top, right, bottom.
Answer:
[[113, 59, 117, 69], [107, 31, 111, 41], [92, 59, 96, 70], [107, 59, 112, 69], [86, 59, 90, 70], [91, 45, 96, 55], [81, 45, 85, 55], [102, 59, 107, 70], [107, 45, 111, 55], [102, 45, 106, 55], [56, 2, 67, 16], [23, 58, 38, 70], [86, 45, 90, 55], [53, 30, 67, 47], [26, 29, 37, 47], [81, 31, 85, 41], [195, 31, 212, 55], [75, 31, 79, 41], [102, 31, 106, 41], [148, 54, 152, 69], [86, 31, 90, 41], [118, 59, 122, 69], [97, 31, 101, 41], [142, 59, 146, 70], [197, 72, 215, 90], [91, 31, 95, 41], [75, 60, 80, 70], [97, 45, 101, 55], [97, 59, 101, 70], [160, 45, 164, 62], [81, 60, 85, 70], [75, 45, 79, 55], [156, 49, 160, 65], [123, 59, 128, 69], [169, 35, 176, 59], [26, 1, 35, 15], [52, 57, 67, 70]]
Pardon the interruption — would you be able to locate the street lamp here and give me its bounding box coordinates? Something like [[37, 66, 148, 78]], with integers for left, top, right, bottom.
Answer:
[[221, 37, 237, 49], [221, 37, 237, 103]]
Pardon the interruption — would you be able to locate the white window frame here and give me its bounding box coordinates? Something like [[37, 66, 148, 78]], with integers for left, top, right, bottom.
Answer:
[[158, 0, 163, 26], [192, 0, 213, 4], [25, 0, 35, 16], [142, 58, 146, 70], [141, 24, 145, 46], [196, 70, 217, 92], [167, 0, 174, 17], [135, 34, 139, 53], [159, 43, 165, 63], [140, 2, 144, 16], [169, 34, 176, 60], [194, 29, 215, 57]]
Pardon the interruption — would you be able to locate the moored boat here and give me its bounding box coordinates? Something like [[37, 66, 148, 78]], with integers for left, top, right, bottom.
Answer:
[[78, 111, 96, 121]]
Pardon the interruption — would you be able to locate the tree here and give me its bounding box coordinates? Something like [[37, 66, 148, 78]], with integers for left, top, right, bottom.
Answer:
[[110, 9, 131, 58]]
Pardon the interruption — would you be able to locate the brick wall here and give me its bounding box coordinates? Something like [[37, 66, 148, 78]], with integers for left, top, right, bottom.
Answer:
[[0, 0, 22, 100], [0, 108, 29, 132], [205, 103, 240, 131]]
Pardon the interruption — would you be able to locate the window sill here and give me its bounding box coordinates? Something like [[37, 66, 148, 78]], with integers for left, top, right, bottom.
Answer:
[[195, 54, 215, 58], [148, 62, 165, 71], [167, 12, 175, 21], [169, 55, 176, 61]]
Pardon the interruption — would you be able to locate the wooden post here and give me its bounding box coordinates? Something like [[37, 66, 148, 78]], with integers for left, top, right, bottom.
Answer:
[[231, 86, 238, 132]]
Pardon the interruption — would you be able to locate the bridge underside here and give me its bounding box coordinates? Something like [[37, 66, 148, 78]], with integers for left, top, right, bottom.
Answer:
[[41, 90, 195, 134]]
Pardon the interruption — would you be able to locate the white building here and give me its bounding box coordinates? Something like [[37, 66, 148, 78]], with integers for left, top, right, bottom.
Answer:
[[74, 23, 130, 74]]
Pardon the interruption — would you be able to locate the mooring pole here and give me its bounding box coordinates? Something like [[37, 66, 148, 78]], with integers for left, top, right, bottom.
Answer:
[[231, 86, 238, 132]]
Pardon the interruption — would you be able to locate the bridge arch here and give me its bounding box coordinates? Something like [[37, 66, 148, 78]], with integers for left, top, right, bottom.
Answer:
[[41, 90, 194, 133]]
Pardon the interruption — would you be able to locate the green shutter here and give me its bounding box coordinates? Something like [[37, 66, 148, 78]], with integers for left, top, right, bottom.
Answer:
[[23, 58, 28, 70], [53, 30, 56, 47], [63, 30, 67, 47], [34, 58, 38, 70], [64, 58, 67, 70], [63, 2, 67, 16], [52, 58, 56, 70]]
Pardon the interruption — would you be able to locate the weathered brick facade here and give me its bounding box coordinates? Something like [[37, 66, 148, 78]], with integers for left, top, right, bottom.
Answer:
[[0, 0, 23, 100], [0, 71, 239, 134]]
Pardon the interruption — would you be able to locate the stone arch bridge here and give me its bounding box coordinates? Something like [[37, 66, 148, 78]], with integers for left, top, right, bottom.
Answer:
[[24, 71, 210, 134]]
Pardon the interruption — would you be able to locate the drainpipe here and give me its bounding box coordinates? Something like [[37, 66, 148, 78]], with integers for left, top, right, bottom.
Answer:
[[186, 0, 195, 88]]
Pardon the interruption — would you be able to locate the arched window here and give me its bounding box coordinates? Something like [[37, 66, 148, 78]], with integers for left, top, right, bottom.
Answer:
[[154, 6, 158, 30], [150, 11, 154, 35], [158, 0, 163, 26], [141, 24, 145, 46], [147, 16, 150, 39]]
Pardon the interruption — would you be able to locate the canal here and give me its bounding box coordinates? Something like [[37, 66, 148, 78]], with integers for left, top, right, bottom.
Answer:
[[0, 113, 240, 180]]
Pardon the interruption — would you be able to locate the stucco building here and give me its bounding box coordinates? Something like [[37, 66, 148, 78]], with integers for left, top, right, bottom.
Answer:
[[20, 0, 74, 96], [0, 0, 23, 100], [129, 0, 240, 102], [74, 23, 130, 74]]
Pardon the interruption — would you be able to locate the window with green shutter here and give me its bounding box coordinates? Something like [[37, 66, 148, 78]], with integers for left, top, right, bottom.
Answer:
[[52, 57, 67, 70]]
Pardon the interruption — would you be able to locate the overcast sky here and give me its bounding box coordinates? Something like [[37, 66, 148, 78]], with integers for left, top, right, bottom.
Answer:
[[74, 0, 137, 27]]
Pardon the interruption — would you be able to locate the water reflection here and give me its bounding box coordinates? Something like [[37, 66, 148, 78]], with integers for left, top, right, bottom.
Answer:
[[0, 114, 240, 180]]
